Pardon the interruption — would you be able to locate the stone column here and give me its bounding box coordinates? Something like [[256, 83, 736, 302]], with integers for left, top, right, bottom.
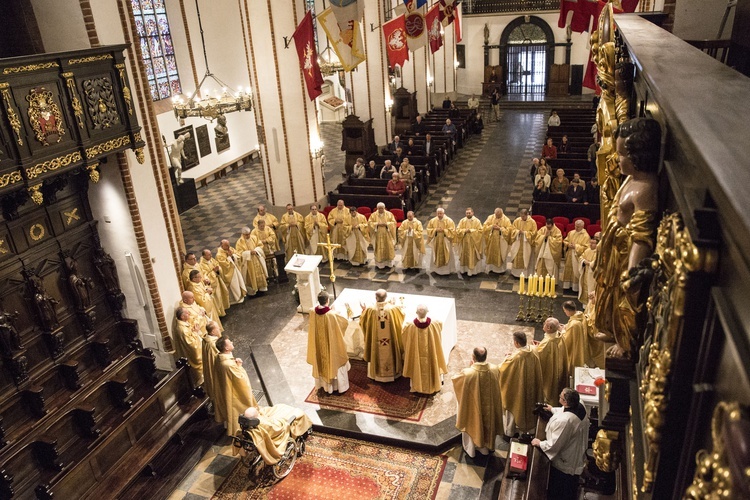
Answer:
[[241, 0, 325, 207]]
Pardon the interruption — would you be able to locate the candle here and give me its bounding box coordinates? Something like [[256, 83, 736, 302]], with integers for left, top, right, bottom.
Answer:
[[519, 273, 525, 295], [545, 275, 551, 296], [538, 275, 544, 296], [550, 277, 557, 296], [529, 274, 536, 296]]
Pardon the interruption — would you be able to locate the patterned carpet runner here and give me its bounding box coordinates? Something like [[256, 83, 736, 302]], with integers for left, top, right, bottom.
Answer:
[[304, 359, 428, 422], [213, 433, 446, 499]]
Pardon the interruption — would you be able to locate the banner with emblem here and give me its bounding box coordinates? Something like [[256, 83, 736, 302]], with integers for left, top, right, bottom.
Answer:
[[425, 4, 442, 54], [319, 7, 366, 72], [439, 0, 456, 27], [383, 15, 410, 68], [403, 0, 427, 11], [404, 9, 427, 51], [293, 10, 324, 101], [329, 0, 364, 35]]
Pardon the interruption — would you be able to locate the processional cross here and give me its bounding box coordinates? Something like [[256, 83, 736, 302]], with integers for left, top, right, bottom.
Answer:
[[317, 234, 341, 298]]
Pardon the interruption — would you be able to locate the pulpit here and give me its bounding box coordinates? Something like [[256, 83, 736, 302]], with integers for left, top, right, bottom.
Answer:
[[392, 87, 418, 136], [482, 65, 504, 96], [340, 114, 376, 174], [284, 254, 323, 313]]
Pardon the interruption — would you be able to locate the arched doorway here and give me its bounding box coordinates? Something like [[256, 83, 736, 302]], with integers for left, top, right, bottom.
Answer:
[[500, 16, 554, 96]]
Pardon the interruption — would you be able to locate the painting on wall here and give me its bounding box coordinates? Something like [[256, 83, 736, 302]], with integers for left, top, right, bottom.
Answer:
[[195, 124, 211, 157], [173, 125, 199, 170]]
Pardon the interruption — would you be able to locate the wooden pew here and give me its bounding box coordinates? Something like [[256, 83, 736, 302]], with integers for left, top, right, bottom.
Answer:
[[327, 192, 402, 211]]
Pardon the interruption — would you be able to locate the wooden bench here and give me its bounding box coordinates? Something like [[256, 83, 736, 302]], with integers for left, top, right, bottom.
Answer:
[[193, 149, 260, 188], [327, 192, 402, 211]]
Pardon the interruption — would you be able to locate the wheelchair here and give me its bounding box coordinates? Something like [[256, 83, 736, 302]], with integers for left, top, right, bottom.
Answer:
[[232, 412, 313, 482]]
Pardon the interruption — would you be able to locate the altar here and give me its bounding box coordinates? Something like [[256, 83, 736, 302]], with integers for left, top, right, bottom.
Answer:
[[330, 288, 457, 362]]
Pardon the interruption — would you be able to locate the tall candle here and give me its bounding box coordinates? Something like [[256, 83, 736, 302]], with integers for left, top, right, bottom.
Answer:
[[550, 277, 557, 296], [519, 273, 525, 295], [530, 274, 537, 296], [538, 275, 544, 296], [545, 275, 551, 296]]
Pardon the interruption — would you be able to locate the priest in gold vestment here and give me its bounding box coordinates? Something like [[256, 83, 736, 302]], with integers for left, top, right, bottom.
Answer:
[[359, 289, 405, 382], [305, 205, 329, 261], [307, 292, 350, 394], [578, 239, 598, 303], [535, 219, 563, 277], [179, 291, 208, 335], [455, 207, 484, 276], [327, 200, 351, 261], [562, 220, 590, 292], [252, 204, 279, 240], [398, 211, 425, 270], [181, 252, 200, 290], [562, 301, 594, 375], [426, 208, 456, 275], [345, 206, 370, 266], [187, 270, 223, 332], [402, 305, 447, 394], [453, 347, 503, 457], [214, 336, 258, 436], [279, 204, 307, 262], [216, 240, 246, 305], [483, 208, 513, 274], [238, 405, 313, 465], [368, 203, 397, 269], [251, 220, 280, 258], [536, 318, 569, 406], [202, 322, 222, 422], [499, 332, 544, 436], [236, 227, 268, 295], [201, 249, 229, 316], [509, 209, 537, 277], [174, 307, 204, 387]]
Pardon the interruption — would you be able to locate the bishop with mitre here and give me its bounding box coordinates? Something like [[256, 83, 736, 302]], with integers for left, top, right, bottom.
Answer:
[[307, 292, 351, 394], [402, 305, 447, 394], [359, 289, 405, 382]]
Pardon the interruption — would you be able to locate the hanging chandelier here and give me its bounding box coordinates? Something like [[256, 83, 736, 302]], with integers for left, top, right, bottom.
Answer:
[[172, 0, 252, 121]]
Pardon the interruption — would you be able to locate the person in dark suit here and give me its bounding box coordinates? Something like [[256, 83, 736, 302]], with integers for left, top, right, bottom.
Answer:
[[412, 115, 427, 135], [424, 133, 435, 156], [566, 179, 585, 203], [388, 135, 403, 153], [585, 177, 600, 204]]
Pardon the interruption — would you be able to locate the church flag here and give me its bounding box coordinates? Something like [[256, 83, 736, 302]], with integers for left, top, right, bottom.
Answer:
[[405, 9, 427, 51], [319, 7, 366, 72], [383, 15, 410, 68], [454, 2, 462, 43], [329, 0, 364, 35], [439, 0, 457, 27], [403, 0, 427, 12], [426, 4, 443, 54], [558, 0, 578, 28], [293, 11, 325, 101]]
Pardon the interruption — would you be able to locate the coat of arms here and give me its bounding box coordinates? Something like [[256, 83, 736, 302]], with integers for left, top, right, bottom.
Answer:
[[429, 17, 441, 41], [405, 12, 425, 38], [25, 87, 65, 146], [304, 42, 315, 78], [388, 28, 406, 51]]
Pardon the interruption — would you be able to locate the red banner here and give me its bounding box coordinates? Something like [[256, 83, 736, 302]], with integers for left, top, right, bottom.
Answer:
[[454, 2, 462, 43], [293, 11, 324, 101], [383, 15, 410, 69], [426, 4, 443, 54], [439, 0, 456, 27], [558, 0, 577, 29]]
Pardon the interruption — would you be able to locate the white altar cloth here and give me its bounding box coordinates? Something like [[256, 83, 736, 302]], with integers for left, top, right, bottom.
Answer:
[[330, 288, 457, 362]]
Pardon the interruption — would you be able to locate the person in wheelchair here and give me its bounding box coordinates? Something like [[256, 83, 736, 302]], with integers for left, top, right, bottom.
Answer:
[[233, 404, 313, 478]]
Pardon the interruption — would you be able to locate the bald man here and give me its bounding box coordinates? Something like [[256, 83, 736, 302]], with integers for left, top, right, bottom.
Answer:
[[536, 318, 569, 406], [426, 208, 456, 275]]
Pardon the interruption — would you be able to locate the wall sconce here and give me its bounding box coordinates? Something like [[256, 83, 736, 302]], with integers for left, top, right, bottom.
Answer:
[[385, 98, 393, 113], [427, 75, 434, 87], [311, 137, 324, 159]]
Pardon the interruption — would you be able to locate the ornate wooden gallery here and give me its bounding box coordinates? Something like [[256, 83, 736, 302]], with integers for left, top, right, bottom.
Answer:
[[588, 9, 750, 500], [0, 46, 205, 498]]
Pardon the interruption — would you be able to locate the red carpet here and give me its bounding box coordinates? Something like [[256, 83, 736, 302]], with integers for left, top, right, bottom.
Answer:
[[214, 433, 446, 499], [304, 359, 428, 422]]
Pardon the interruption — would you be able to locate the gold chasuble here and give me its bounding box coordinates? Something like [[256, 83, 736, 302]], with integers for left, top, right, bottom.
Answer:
[[535, 225, 563, 277], [188, 280, 223, 332], [535, 333, 569, 406], [235, 405, 313, 465], [360, 302, 405, 382], [368, 210, 397, 268], [305, 212, 329, 261], [181, 262, 200, 291], [426, 215, 456, 275], [327, 207, 352, 260], [279, 211, 307, 261], [594, 178, 658, 354], [563, 311, 591, 376], [402, 318, 447, 394], [398, 218, 425, 269], [236, 234, 268, 294], [174, 318, 204, 387], [215, 353, 258, 436], [562, 228, 591, 290], [483, 214, 512, 273], [452, 362, 503, 451], [345, 212, 370, 266], [200, 256, 229, 315], [509, 217, 537, 277], [251, 226, 280, 257], [499, 347, 544, 434], [578, 247, 597, 302], [307, 306, 351, 393], [202, 334, 223, 422], [180, 300, 208, 335], [216, 245, 247, 304], [455, 216, 484, 275], [253, 213, 279, 230]]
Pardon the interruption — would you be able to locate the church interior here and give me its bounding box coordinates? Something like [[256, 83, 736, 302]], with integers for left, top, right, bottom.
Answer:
[[0, 0, 748, 499]]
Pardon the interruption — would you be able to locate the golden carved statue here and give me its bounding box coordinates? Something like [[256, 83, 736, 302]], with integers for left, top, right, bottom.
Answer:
[[594, 117, 661, 359]]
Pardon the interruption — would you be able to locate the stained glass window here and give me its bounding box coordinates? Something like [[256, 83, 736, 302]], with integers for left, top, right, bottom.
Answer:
[[132, 0, 181, 101]]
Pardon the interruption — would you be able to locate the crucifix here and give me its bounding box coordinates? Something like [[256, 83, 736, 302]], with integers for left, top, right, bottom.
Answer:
[[317, 234, 341, 299]]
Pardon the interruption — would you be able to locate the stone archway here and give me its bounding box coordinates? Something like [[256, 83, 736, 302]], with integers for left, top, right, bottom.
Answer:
[[500, 16, 555, 95]]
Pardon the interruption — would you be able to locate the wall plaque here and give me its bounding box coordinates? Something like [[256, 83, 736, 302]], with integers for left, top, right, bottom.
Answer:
[[173, 125, 199, 171], [195, 124, 211, 157]]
